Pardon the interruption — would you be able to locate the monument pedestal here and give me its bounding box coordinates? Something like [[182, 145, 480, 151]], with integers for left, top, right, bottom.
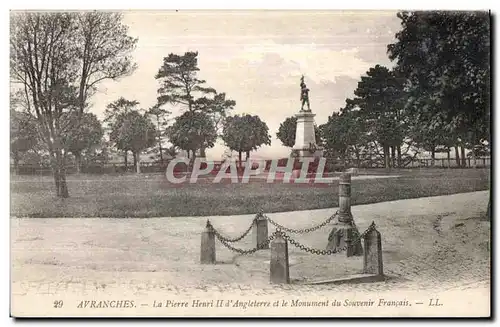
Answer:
[[326, 173, 363, 256], [326, 216, 364, 256], [292, 110, 323, 157]]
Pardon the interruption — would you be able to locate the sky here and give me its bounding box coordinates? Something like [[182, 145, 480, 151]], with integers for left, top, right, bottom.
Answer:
[[89, 10, 402, 160]]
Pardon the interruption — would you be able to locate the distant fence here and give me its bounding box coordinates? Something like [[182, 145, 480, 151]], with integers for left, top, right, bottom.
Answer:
[[404, 157, 490, 169], [10, 156, 491, 176]]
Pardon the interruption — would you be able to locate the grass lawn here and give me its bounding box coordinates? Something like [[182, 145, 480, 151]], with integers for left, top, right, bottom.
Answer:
[[10, 168, 490, 218]]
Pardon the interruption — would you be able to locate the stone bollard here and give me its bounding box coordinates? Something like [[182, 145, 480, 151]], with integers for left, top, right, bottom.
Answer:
[[363, 223, 383, 276], [200, 220, 216, 264], [270, 232, 290, 284], [253, 213, 269, 249], [338, 172, 352, 223], [326, 173, 363, 256]]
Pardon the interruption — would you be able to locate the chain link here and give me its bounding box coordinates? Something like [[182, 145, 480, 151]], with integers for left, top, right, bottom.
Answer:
[[213, 230, 275, 255], [209, 216, 257, 243], [265, 211, 339, 234], [205, 214, 377, 257], [274, 222, 377, 256]]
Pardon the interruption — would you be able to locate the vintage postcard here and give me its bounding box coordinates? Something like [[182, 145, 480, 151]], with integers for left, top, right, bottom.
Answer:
[[10, 9, 491, 318]]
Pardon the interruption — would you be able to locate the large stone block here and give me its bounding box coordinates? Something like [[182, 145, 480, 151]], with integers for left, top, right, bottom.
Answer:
[[253, 214, 269, 249], [326, 222, 363, 257], [200, 221, 216, 264], [363, 225, 383, 275], [292, 110, 323, 158], [270, 232, 290, 284]]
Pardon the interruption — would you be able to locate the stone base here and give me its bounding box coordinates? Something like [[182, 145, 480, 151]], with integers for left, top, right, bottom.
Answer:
[[306, 273, 386, 285], [326, 220, 363, 256], [292, 148, 324, 158]]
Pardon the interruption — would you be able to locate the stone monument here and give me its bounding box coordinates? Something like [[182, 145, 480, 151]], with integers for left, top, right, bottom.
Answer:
[[292, 75, 323, 157], [326, 173, 363, 256]]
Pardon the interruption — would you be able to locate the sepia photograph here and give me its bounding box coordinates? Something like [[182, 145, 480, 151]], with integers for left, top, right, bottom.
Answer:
[[9, 9, 491, 318]]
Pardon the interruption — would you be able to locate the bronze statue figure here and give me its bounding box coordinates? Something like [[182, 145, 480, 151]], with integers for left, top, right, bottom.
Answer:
[[300, 75, 310, 111]]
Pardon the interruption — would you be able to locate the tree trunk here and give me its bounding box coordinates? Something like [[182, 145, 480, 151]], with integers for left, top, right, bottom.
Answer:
[[356, 151, 361, 168], [431, 148, 436, 167], [246, 151, 250, 161], [472, 148, 477, 168], [53, 149, 69, 198], [383, 145, 390, 169], [135, 151, 141, 174], [238, 151, 242, 169], [455, 146, 460, 167], [200, 145, 207, 158], [390, 146, 396, 168], [59, 160, 69, 198], [75, 152, 82, 174], [190, 150, 196, 171], [13, 151, 19, 175], [50, 152, 60, 197], [124, 151, 128, 171], [133, 152, 138, 172], [447, 149, 451, 169], [397, 145, 402, 168], [461, 147, 466, 167], [157, 115, 163, 164]]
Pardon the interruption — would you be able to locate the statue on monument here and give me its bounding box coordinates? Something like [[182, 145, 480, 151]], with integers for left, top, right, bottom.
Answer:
[[300, 75, 311, 111]]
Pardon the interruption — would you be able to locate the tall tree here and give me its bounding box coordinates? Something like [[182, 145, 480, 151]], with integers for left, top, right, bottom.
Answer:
[[147, 104, 171, 164], [62, 112, 103, 173], [388, 11, 490, 213], [349, 65, 407, 169], [194, 92, 236, 132], [388, 11, 490, 168], [104, 97, 140, 169], [10, 12, 137, 197], [320, 110, 366, 168], [155, 51, 215, 112], [167, 111, 217, 162], [109, 111, 156, 173], [104, 97, 140, 123], [155, 51, 235, 157], [222, 114, 271, 167], [276, 116, 322, 148]]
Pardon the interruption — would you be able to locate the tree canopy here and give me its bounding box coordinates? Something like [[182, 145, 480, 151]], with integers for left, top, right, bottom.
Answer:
[[62, 112, 103, 172], [109, 110, 156, 173], [222, 114, 271, 164], [167, 111, 217, 159], [10, 11, 137, 196], [388, 11, 490, 160]]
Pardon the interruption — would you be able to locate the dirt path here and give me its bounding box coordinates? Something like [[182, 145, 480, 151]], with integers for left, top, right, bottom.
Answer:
[[11, 191, 490, 316]]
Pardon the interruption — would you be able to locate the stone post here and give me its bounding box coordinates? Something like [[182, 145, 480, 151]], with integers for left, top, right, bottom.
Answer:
[[363, 223, 383, 276], [338, 173, 352, 223], [325, 173, 363, 256], [253, 213, 269, 249], [270, 232, 290, 284], [200, 220, 216, 264]]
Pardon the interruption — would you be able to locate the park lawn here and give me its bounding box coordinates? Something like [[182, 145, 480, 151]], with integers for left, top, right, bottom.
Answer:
[[10, 169, 490, 218]]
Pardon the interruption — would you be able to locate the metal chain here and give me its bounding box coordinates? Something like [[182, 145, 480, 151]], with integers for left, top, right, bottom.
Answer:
[[209, 216, 257, 243], [280, 232, 339, 255], [275, 222, 377, 256], [213, 231, 276, 255], [265, 211, 339, 234]]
